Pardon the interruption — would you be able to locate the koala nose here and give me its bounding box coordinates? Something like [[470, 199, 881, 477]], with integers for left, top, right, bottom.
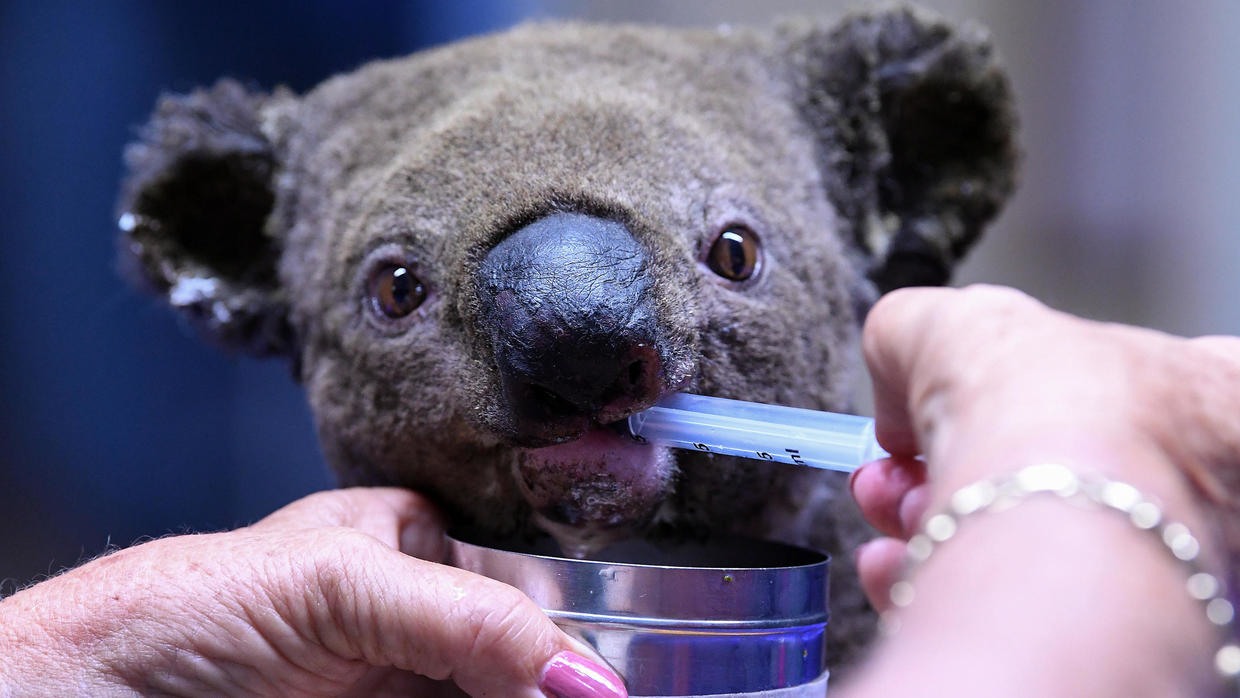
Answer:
[[476, 212, 666, 443]]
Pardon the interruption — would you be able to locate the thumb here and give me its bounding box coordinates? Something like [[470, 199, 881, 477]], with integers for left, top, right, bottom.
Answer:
[[293, 532, 627, 698]]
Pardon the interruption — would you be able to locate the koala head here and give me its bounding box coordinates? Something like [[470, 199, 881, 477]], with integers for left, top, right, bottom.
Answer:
[[118, 5, 1015, 621]]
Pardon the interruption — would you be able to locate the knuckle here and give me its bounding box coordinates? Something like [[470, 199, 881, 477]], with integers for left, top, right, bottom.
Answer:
[[262, 490, 352, 528], [290, 528, 390, 655], [862, 287, 936, 361], [460, 584, 547, 663], [864, 286, 921, 332], [952, 284, 1044, 331], [288, 527, 384, 607], [1190, 335, 1240, 365], [956, 283, 1036, 306]]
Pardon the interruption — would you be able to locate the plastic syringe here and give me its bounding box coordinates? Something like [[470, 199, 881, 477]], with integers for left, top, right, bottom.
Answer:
[[627, 393, 888, 474]]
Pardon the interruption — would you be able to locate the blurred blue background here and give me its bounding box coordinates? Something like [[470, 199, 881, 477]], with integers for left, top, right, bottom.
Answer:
[[2, 0, 1238, 591], [0, 0, 545, 589]]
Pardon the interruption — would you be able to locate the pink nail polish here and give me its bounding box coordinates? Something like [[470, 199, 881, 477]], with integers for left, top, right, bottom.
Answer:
[[539, 650, 628, 698]]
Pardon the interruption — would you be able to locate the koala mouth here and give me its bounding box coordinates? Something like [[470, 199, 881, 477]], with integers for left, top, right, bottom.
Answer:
[[514, 426, 674, 558]]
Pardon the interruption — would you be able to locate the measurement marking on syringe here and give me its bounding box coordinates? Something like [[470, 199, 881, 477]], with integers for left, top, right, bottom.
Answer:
[[684, 442, 820, 465], [628, 393, 887, 474]]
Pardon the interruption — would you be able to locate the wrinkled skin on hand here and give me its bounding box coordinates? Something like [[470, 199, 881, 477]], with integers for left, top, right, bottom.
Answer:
[[850, 285, 1240, 611], [0, 489, 622, 697]]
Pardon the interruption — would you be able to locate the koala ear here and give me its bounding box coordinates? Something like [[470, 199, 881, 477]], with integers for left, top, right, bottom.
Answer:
[[118, 79, 293, 356], [786, 7, 1019, 293]]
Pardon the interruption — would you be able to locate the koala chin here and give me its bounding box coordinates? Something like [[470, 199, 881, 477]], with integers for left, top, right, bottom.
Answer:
[[118, 6, 1017, 665]]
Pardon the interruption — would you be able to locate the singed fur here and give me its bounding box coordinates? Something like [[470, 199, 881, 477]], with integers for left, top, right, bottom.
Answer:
[[119, 7, 1017, 670]]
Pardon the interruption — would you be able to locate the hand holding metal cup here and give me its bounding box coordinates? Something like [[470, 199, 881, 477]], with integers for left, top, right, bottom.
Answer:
[[449, 531, 831, 697]]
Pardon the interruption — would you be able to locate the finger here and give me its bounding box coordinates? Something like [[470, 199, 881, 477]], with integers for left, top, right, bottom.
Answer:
[[850, 458, 926, 537], [898, 483, 932, 536], [855, 537, 907, 613], [1192, 335, 1240, 361], [1175, 336, 1240, 506], [299, 538, 627, 698], [340, 668, 464, 697], [254, 487, 440, 536], [863, 285, 1052, 470], [252, 488, 448, 561], [861, 286, 957, 457]]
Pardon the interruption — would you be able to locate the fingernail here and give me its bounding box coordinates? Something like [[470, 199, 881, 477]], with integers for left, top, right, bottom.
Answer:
[[540, 650, 628, 698]]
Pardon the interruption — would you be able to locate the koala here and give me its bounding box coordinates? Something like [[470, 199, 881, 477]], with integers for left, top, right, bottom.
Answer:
[[117, 6, 1017, 669]]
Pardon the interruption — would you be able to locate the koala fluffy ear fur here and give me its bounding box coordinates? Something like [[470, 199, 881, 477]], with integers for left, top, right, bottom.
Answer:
[[118, 79, 292, 356], [787, 7, 1019, 294]]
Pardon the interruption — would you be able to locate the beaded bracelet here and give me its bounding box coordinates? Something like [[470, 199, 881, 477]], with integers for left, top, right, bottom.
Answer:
[[883, 463, 1240, 693]]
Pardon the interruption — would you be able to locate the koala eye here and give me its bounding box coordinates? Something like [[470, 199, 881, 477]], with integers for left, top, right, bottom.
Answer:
[[367, 264, 427, 319], [706, 225, 761, 282]]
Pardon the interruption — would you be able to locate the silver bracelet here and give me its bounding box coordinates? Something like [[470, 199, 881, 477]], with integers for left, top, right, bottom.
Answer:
[[884, 463, 1240, 693]]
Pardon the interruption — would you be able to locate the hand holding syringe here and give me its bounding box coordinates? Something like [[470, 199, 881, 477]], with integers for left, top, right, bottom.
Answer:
[[628, 393, 889, 474]]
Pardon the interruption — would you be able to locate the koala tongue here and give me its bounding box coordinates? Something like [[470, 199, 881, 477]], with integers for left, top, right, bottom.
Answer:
[[515, 429, 673, 558]]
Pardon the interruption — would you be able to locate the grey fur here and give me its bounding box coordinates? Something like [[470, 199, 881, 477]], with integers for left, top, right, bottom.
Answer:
[[117, 6, 1017, 672]]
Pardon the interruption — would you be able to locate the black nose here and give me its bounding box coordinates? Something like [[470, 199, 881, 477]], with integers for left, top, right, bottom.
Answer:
[[476, 212, 665, 443]]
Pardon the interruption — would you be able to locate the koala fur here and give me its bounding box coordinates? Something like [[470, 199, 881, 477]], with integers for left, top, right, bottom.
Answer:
[[118, 7, 1017, 670]]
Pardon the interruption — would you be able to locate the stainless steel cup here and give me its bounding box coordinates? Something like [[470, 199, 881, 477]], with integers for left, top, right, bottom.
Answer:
[[448, 531, 830, 697]]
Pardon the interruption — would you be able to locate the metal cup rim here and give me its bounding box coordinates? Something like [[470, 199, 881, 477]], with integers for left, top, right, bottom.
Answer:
[[447, 529, 830, 624]]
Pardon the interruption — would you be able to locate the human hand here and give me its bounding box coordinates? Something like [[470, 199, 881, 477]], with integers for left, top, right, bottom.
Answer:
[[851, 284, 1240, 611], [0, 488, 627, 697]]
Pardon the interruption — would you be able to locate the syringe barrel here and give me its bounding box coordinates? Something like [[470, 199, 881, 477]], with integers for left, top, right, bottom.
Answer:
[[628, 393, 888, 474]]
